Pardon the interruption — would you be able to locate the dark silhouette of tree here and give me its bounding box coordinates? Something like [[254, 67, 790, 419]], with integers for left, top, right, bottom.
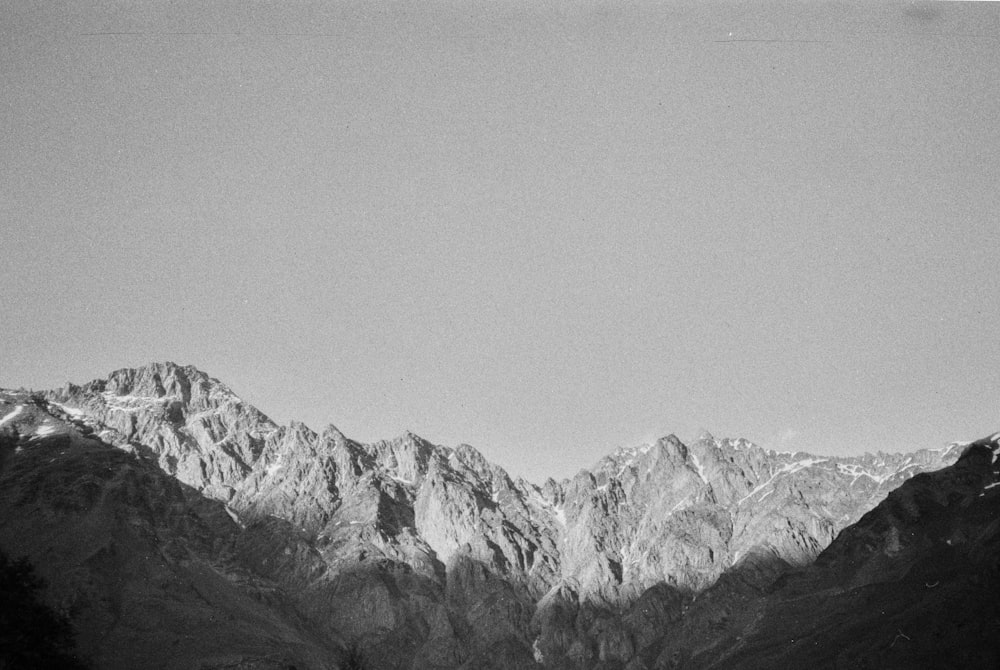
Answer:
[[341, 643, 366, 670], [0, 549, 89, 669]]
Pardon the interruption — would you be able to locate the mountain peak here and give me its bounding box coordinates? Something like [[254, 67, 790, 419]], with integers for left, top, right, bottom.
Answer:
[[320, 424, 346, 442], [695, 429, 716, 443], [95, 362, 242, 406]]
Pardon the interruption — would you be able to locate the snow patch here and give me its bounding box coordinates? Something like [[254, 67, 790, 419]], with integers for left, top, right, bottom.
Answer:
[[0, 405, 24, 427], [690, 452, 708, 483], [738, 468, 785, 505], [102, 392, 168, 413], [35, 424, 58, 437], [224, 505, 243, 527], [778, 457, 828, 474], [609, 443, 654, 472], [737, 457, 830, 504], [553, 506, 566, 527], [940, 442, 970, 452], [533, 638, 545, 664], [836, 461, 904, 484], [837, 463, 863, 476], [49, 402, 84, 417], [103, 392, 162, 402], [529, 486, 567, 527], [106, 405, 146, 414], [863, 470, 900, 485]]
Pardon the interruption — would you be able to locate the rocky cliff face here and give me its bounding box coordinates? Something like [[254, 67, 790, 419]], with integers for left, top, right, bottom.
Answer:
[[0, 363, 978, 669]]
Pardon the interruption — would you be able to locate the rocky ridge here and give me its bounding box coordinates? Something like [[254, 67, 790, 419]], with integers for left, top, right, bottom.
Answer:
[[689, 432, 1000, 669], [0, 363, 979, 669]]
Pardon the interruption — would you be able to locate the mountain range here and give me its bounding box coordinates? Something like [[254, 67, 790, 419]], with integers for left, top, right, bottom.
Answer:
[[0, 362, 996, 669]]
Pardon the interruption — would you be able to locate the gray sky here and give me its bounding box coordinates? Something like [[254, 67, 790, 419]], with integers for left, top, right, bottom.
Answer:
[[3, 1, 999, 483]]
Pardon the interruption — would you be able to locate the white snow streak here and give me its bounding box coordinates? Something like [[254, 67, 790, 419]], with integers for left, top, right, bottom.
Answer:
[[0, 405, 24, 427], [738, 459, 827, 505], [49, 402, 84, 417], [553, 506, 566, 527], [781, 457, 828, 473], [690, 452, 708, 483], [224, 506, 243, 526], [738, 472, 781, 505]]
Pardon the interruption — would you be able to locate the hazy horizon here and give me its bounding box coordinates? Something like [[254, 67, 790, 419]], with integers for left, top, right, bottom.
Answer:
[[3, 1, 999, 484]]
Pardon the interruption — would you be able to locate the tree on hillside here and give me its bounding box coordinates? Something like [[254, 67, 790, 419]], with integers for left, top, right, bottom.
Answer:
[[0, 549, 89, 669]]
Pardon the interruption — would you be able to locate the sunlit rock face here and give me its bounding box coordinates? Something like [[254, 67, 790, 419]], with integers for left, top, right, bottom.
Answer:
[[0, 363, 972, 669], [554, 430, 964, 601], [46, 362, 279, 502]]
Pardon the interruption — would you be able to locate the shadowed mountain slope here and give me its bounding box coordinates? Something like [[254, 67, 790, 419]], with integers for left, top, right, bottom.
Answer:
[[687, 433, 1000, 670]]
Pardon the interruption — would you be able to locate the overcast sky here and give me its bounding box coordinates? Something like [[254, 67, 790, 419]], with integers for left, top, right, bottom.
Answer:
[[3, 1, 999, 483]]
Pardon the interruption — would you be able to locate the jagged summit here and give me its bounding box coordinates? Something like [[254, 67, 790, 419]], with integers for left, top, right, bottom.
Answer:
[[694, 429, 716, 442], [94, 361, 232, 396], [56, 361, 249, 420]]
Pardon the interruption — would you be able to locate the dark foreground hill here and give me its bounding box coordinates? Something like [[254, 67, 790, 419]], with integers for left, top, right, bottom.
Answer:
[[0, 363, 995, 669], [659, 435, 1000, 670]]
